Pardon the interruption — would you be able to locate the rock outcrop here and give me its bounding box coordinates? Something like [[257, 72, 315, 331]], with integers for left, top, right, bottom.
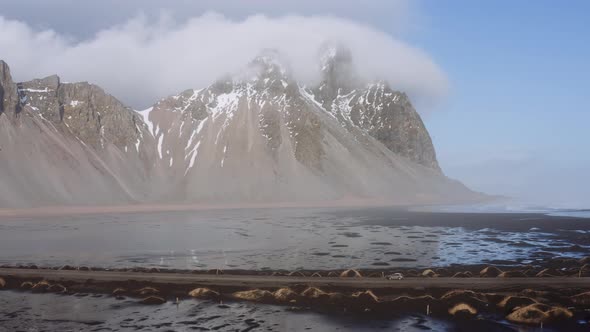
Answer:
[[0, 60, 19, 116], [312, 45, 440, 170], [0, 60, 166, 207]]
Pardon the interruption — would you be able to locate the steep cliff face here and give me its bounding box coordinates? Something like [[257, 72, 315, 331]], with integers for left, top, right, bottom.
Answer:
[[312, 46, 440, 170], [139, 51, 472, 203], [0, 60, 166, 208], [141, 53, 336, 202], [0, 60, 19, 116], [16, 74, 156, 155], [0, 52, 478, 208]]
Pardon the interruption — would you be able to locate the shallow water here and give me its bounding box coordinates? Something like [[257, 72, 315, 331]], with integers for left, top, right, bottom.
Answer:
[[0, 207, 589, 270], [1, 290, 565, 332], [2, 206, 590, 331]]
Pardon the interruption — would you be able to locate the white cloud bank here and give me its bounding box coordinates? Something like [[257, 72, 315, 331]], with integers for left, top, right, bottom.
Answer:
[[0, 13, 447, 109]]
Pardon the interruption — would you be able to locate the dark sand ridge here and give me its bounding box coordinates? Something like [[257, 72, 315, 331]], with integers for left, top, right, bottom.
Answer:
[[2, 267, 590, 327], [2, 267, 590, 290], [345, 208, 590, 232]]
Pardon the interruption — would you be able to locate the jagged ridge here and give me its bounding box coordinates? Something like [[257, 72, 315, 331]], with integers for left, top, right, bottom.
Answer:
[[0, 49, 477, 208]]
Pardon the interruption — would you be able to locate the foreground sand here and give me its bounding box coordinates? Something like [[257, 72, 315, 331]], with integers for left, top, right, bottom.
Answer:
[[2, 265, 590, 328]]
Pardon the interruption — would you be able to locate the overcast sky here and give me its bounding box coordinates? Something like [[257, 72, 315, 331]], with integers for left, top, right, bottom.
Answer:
[[1, 0, 588, 208]]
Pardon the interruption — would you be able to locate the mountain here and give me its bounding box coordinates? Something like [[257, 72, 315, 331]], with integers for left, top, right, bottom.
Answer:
[[0, 61, 166, 207], [0, 48, 480, 208], [312, 45, 439, 170]]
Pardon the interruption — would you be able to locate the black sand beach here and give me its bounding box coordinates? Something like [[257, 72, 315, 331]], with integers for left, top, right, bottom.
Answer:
[[2, 206, 590, 331]]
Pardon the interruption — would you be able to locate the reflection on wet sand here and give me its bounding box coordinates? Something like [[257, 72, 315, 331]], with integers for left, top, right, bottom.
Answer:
[[0, 290, 534, 332], [2, 207, 590, 331], [1, 208, 589, 271]]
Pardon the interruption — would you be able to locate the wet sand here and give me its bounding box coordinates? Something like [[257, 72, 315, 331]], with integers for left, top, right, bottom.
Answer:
[[2, 206, 590, 330], [1, 290, 522, 332], [350, 208, 590, 232], [1, 207, 589, 270], [2, 264, 590, 331]]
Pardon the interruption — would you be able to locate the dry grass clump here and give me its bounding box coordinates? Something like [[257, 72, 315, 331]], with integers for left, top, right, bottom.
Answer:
[[273, 288, 300, 303], [136, 287, 159, 296], [188, 288, 220, 299], [498, 296, 537, 311], [233, 289, 274, 302], [440, 289, 487, 307], [507, 305, 548, 324], [479, 266, 502, 277], [301, 287, 328, 300], [535, 268, 563, 277], [507, 303, 573, 325], [20, 281, 34, 289], [448, 303, 477, 318], [571, 291, 590, 305], [112, 288, 127, 296], [31, 280, 51, 292], [421, 269, 438, 277], [352, 290, 380, 304], [579, 264, 590, 277], [545, 306, 574, 321], [340, 269, 362, 278], [48, 284, 67, 293], [452, 272, 472, 278]]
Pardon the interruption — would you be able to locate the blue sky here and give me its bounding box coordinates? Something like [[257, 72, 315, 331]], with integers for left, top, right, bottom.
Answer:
[[0, 0, 588, 206], [406, 1, 590, 206]]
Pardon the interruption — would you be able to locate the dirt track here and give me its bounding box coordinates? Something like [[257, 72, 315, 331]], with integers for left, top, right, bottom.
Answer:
[[2, 268, 589, 291]]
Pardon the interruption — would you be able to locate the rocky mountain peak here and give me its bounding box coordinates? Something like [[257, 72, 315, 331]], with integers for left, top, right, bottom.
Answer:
[[0, 60, 8, 74], [145, 46, 440, 173], [0, 57, 475, 208], [240, 49, 295, 94], [3, 64, 150, 153], [325, 78, 440, 171], [319, 42, 353, 73], [0, 60, 19, 116], [249, 49, 290, 79], [0, 60, 12, 85], [314, 43, 359, 111], [309, 45, 442, 171]]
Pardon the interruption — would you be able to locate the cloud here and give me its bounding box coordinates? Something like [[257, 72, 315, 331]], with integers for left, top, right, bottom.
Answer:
[[0, 0, 417, 38], [0, 13, 447, 109]]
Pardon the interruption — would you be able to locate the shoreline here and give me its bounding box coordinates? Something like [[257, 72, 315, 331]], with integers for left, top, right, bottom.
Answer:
[[0, 196, 497, 219], [0, 200, 399, 218]]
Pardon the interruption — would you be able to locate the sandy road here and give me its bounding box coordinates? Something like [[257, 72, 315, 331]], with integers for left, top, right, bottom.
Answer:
[[2, 268, 590, 291]]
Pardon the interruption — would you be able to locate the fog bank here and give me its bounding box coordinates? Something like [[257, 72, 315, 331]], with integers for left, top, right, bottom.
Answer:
[[0, 13, 447, 109]]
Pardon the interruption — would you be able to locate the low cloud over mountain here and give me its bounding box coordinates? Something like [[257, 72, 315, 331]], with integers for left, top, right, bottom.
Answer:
[[0, 13, 447, 109]]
